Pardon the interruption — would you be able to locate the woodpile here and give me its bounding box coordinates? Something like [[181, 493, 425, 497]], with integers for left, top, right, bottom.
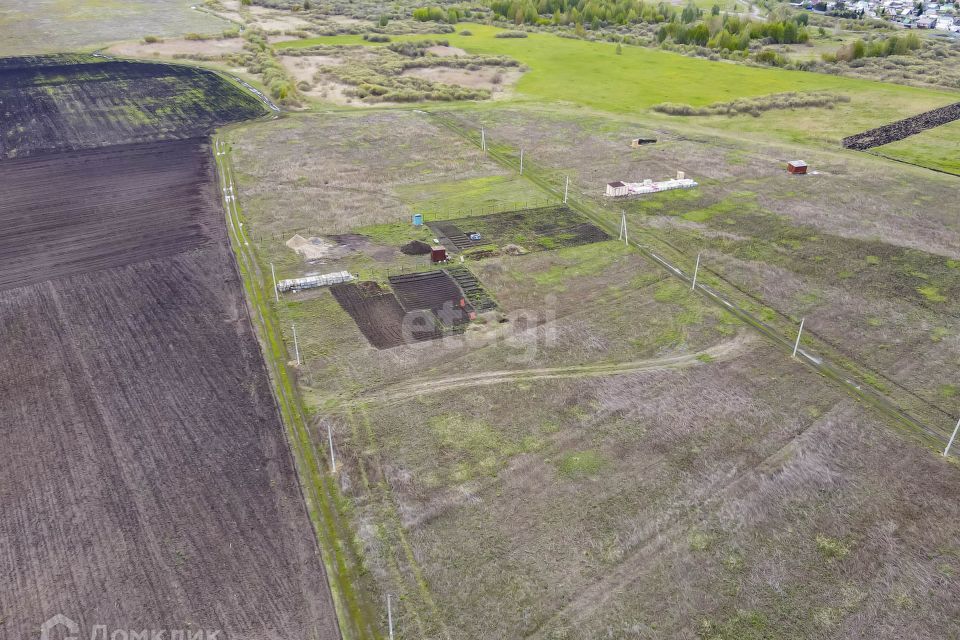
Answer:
[[842, 102, 960, 150]]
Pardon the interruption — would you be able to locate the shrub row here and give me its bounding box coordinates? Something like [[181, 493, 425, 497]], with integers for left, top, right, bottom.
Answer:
[[653, 91, 850, 117]]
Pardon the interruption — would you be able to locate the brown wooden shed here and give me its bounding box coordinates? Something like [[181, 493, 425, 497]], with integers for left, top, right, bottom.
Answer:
[[431, 246, 448, 263], [787, 160, 808, 174]]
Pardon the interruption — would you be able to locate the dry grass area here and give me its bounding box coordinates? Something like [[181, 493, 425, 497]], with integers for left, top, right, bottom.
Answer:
[[452, 108, 960, 258], [426, 45, 467, 57], [448, 107, 960, 428], [338, 349, 960, 639], [0, 0, 230, 55], [229, 106, 960, 638], [208, 1, 313, 32], [401, 66, 522, 96], [106, 37, 245, 58], [227, 110, 529, 273], [248, 11, 314, 32]]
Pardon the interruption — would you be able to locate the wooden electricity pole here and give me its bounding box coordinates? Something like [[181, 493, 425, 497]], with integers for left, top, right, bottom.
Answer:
[[792, 317, 805, 358], [271, 262, 279, 302], [292, 324, 301, 366], [327, 422, 337, 473], [945, 416, 960, 457]]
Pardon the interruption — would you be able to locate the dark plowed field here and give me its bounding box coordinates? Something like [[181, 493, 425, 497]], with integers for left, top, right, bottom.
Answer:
[[0, 139, 219, 291], [445, 266, 498, 312], [0, 55, 266, 158], [331, 282, 441, 349], [0, 138, 339, 636], [389, 270, 473, 326], [428, 205, 609, 253]]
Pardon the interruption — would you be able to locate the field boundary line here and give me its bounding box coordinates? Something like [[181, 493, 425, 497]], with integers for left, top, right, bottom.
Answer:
[[353, 406, 453, 640], [862, 148, 960, 178], [341, 410, 434, 639], [213, 134, 379, 640]]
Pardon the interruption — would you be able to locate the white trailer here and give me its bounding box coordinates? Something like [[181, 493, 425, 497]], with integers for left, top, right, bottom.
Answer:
[[605, 171, 698, 198], [277, 270, 353, 293]]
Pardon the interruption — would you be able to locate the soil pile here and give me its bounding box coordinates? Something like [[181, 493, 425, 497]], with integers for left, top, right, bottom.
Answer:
[[401, 240, 432, 255]]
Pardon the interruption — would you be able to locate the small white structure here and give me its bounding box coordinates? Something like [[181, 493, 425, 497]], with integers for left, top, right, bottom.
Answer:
[[605, 171, 698, 198], [606, 181, 629, 197], [277, 270, 353, 293]]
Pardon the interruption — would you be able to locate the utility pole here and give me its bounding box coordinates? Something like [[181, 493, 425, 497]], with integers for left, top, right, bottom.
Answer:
[[692, 253, 701, 290], [481, 127, 486, 152], [519, 147, 524, 175], [792, 317, 805, 358], [563, 176, 569, 204], [387, 594, 394, 640], [618, 211, 628, 245], [271, 262, 279, 302], [292, 324, 301, 366], [327, 422, 337, 473], [945, 416, 960, 457]]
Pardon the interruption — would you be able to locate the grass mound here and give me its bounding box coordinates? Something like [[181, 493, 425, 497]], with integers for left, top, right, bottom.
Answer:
[[653, 91, 851, 117]]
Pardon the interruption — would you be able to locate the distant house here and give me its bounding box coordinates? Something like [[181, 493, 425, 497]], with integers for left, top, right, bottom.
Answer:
[[606, 181, 629, 197], [917, 15, 936, 26]]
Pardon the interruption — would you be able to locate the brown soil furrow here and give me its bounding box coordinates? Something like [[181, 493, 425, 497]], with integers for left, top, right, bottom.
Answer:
[[0, 135, 339, 637]]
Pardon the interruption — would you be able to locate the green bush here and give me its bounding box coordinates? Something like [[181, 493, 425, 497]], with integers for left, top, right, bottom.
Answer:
[[755, 49, 788, 67], [412, 6, 449, 22]]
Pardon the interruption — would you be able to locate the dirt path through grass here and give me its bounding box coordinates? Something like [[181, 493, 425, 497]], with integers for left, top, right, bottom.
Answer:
[[358, 333, 753, 403]]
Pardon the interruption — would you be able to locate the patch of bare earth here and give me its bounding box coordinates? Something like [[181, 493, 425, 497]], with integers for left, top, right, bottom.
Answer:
[[401, 67, 523, 96], [281, 54, 344, 84], [107, 37, 245, 58], [247, 5, 313, 31], [426, 45, 467, 57], [269, 33, 305, 44]]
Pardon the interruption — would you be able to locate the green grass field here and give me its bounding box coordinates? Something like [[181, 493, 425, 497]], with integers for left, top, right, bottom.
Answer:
[[277, 24, 958, 146], [394, 174, 547, 218], [873, 119, 960, 175]]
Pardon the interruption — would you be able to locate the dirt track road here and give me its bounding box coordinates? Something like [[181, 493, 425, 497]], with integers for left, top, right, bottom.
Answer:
[[358, 334, 753, 403]]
